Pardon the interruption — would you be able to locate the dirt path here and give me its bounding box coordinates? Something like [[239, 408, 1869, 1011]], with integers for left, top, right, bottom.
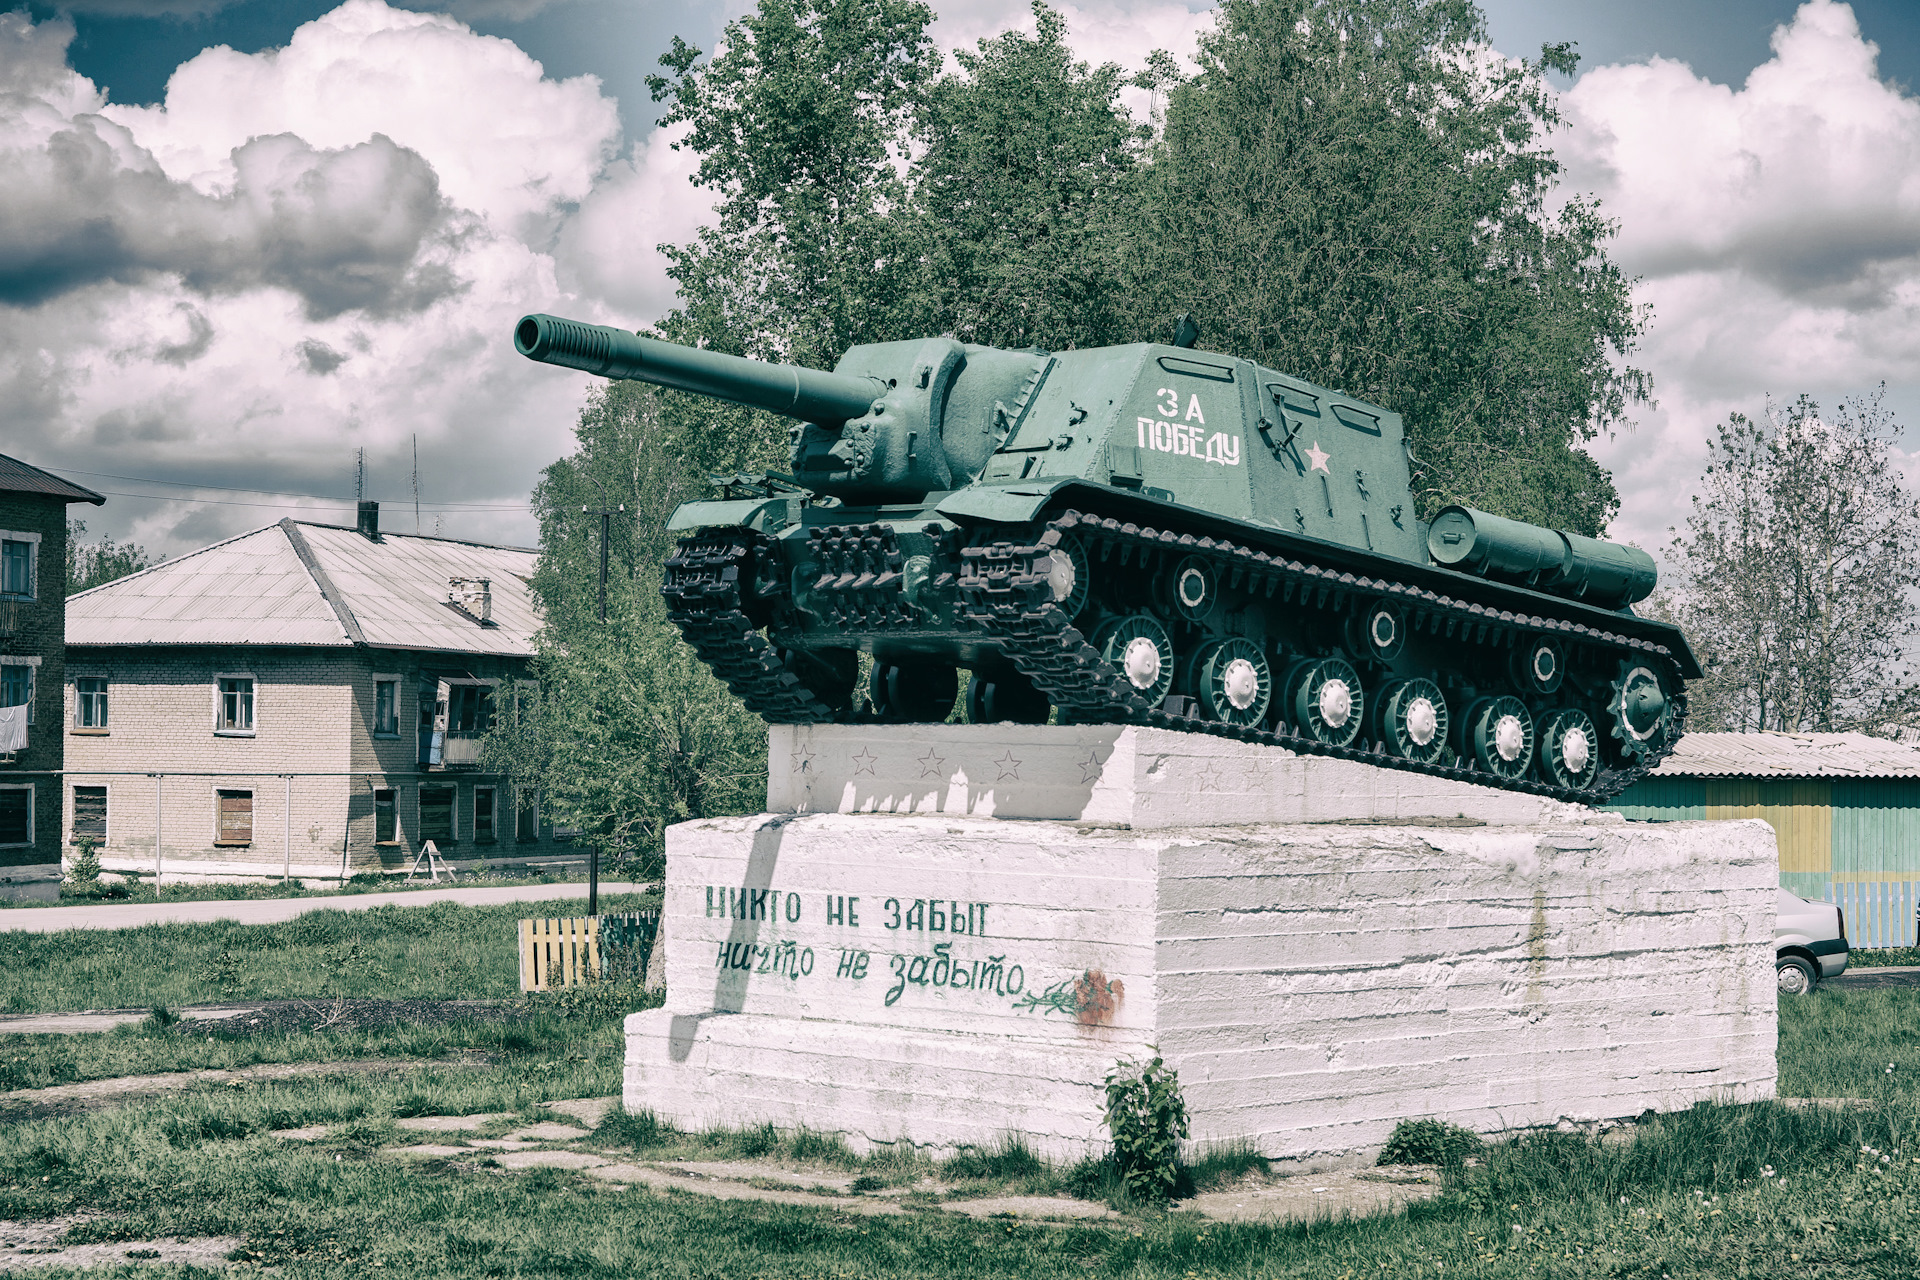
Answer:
[[0, 1217, 241, 1273], [0, 1057, 489, 1120], [0, 882, 653, 934], [301, 1096, 1444, 1227], [0, 1005, 266, 1035]]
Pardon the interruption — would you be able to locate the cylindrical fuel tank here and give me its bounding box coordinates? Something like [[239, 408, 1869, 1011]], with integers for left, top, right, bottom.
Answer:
[[1426, 506, 1655, 610]]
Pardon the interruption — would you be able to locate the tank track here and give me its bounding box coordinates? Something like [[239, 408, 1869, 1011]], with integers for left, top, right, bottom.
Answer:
[[661, 529, 840, 723], [955, 510, 1688, 805], [662, 514, 1687, 805]]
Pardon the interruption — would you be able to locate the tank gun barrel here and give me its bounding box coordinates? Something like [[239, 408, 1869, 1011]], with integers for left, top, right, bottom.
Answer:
[[514, 313, 885, 425]]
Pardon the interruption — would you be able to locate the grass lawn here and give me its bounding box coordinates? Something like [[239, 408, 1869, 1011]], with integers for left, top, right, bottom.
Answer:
[[0, 911, 1914, 1276], [0, 893, 657, 1014]]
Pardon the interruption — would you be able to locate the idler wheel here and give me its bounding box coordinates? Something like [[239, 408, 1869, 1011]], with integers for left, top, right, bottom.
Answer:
[[965, 670, 1051, 725], [1097, 615, 1175, 707], [869, 660, 959, 723], [1377, 678, 1449, 765], [1539, 708, 1601, 789], [1607, 661, 1673, 759], [1464, 695, 1535, 778], [1195, 637, 1272, 726], [1042, 536, 1090, 622], [1284, 656, 1365, 747], [1511, 637, 1565, 695]]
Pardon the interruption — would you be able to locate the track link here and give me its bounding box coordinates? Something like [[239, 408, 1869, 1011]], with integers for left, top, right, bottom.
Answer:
[[956, 510, 1688, 806], [661, 529, 839, 723]]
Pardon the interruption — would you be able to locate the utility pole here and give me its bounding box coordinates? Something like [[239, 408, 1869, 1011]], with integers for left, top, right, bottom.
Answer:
[[582, 505, 624, 624], [581, 504, 622, 915]]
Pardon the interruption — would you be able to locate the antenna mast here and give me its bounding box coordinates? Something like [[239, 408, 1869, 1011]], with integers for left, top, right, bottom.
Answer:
[[354, 448, 364, 502], [412, 435, 420, 534]]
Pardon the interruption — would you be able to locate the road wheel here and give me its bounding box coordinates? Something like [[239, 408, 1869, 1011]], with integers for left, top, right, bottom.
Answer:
[[1776, 955, 1818, 996], [869, 660, 959, 723], [965, 670, 1050, 725]]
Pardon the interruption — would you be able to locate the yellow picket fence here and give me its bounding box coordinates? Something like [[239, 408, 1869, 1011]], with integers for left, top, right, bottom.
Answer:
[[518, 916, 600, 992]]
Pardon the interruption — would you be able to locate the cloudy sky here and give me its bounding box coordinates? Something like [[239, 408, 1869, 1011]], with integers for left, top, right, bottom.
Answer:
[[2, 0, 1917, 560]]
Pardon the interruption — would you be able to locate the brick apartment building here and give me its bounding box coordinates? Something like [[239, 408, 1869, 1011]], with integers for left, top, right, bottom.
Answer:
[[0, 455, 105, 896], [63, 502, 569, 882]]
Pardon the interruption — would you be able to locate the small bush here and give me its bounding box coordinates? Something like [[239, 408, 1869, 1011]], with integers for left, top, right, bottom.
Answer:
[[142, 1006, 180, 1032], [1103, 1053, 1189, 1206], [66, 839, 101, 885], [1379, 1118, 1483, 1167]]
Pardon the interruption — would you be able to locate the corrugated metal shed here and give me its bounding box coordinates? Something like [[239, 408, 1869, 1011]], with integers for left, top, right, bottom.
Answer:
[[1645, 731, 1920, 778], [0, 455, 103, 504], [67, 521, 539, 656], [1611, 731, 1920, 926]]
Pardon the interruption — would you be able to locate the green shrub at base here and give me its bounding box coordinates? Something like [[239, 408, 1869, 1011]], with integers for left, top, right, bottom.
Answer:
[[1378, 1117, 1484, 1167], [1103, 1052, 1189, 1206]]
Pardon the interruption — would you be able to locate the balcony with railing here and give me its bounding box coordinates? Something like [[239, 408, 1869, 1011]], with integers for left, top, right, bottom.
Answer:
[[440, 732, 485, 768]]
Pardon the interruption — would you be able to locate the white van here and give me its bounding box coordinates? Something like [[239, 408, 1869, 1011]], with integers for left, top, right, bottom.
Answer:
[[1777, 887, 1849, 994]]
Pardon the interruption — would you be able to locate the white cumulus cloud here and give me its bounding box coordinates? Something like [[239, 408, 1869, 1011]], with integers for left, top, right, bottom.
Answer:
[[0, 1, 632, 556], [1558, 0, 1920, 549]]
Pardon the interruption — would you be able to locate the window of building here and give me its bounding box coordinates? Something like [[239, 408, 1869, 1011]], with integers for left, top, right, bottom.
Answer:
[[516, 789, 539, 842], [0, 786, 30, 846], [474, 785, 496, 843], [215, 790, 253, 845], [0, 537, 33, 598], [215, 676, 254, 734], [373, 678, 399, 737], [447, 684, 493, 732], [74, 677, 107, 731], [71, 786, 106, 844], [419, 784, 455, 843], [1, 661, 32, 725], [374, 788, 398, 844]]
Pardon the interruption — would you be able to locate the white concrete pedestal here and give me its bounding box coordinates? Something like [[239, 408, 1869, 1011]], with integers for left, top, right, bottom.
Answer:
[[626, 727, 1778, 1165]]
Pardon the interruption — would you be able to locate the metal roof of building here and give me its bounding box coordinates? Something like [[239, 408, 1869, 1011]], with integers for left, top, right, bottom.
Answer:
[[67, 520, 540, 656], [0, 455, 103, 504], [1647, 731, 1920, 778]]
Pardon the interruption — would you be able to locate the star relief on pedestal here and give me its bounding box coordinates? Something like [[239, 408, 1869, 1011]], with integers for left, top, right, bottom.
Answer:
[[917, 747, 946, 779], [850, 746, 879, 775], [790, 742, 816, 775], [993, 750, 1022, 781], [1304, 441, 1331, 473], [1078, 749, 1106, 784]]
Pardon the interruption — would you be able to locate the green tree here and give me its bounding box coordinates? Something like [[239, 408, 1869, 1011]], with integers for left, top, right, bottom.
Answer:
[[482, 382, 772, 872], [1665, 390, 1920, 734], [648, 0, 940, 366], [1130, 0, 1646, 534], [65, 519, 156, 593], [908, 1, 1145, 349]]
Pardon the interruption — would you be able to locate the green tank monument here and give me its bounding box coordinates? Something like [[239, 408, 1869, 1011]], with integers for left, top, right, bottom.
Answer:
[[516, 313, 1771, 1167]]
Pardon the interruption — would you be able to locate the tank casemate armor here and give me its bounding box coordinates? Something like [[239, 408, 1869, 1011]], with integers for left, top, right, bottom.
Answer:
[[515, 313, 1695, 801]]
